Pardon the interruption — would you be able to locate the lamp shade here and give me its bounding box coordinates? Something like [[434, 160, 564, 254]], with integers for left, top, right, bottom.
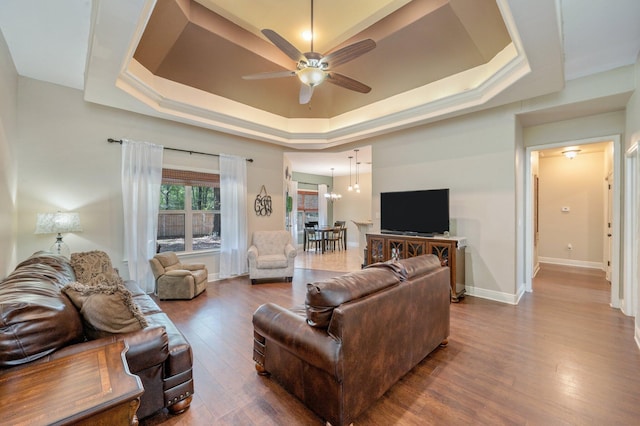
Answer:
[[35, 212, 83, 234]]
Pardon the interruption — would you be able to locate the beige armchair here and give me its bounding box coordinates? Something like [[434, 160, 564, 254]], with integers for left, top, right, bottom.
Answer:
[[247, 230, 297, 284], [149, 252, 208, 300]]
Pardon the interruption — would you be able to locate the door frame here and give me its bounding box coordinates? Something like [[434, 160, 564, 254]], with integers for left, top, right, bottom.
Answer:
[[524, 134, 622, 309], [623, 143, 638, 317]]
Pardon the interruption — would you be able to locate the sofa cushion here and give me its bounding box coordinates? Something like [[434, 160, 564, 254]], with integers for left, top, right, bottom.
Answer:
[[154, 252, 180, 268], [252, 230, 292, 256], [256, 254, 288, 269], [63, 281, 149, 340], [365, 259, 408, 281], [305, 268, 400, 328], [398, 254, 443, 277], [0, 274, 84, 367], [15, 252, 76, 284]]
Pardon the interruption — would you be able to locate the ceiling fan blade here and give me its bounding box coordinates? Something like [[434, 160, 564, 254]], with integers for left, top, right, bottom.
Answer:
[[262, 29, 306, 63], [242, 70, 296, 80], [320, 39, 376, 69], [326, 72, 371, 93], [299, 84, 314, 104]]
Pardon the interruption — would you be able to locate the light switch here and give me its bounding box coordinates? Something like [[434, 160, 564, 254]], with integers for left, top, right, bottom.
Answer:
[[561, 206, 570, 212]]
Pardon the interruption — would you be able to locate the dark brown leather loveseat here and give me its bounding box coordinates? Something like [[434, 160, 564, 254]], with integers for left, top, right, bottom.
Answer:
[[252, 254, 450, 426], [0, 251, 194, 420]]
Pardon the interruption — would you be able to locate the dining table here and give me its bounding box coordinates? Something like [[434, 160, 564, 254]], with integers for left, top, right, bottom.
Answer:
[[303, 225, 347, 253]]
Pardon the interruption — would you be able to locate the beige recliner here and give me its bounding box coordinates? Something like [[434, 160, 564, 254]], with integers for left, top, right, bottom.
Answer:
[[149, 252, 208, 300], [247, 230, 297, 284]]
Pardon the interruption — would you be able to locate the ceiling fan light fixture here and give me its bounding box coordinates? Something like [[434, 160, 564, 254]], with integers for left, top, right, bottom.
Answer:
[[298, 66, 326, 87], [246, 0, 375, 103]]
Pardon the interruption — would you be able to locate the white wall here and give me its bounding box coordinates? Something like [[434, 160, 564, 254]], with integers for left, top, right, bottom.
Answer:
[[0, 30, 18, 277], [538, 152, 605, 267], [371, 106, 518, 300], [524, 111, 625, 148], [15, 77, 286, 279]]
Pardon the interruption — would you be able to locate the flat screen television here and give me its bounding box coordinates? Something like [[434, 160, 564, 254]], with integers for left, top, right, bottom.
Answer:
[[380, 188, 449, 236]]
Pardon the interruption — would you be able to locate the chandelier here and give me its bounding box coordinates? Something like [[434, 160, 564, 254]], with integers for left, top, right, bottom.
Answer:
[[324, 168, 342, 202]]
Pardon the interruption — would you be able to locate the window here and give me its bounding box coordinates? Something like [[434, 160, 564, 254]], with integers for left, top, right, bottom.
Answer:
[[157, 169, 220, 253], [296, 190, 319, 243]]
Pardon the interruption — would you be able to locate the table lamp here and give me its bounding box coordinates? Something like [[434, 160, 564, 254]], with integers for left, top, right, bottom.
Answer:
[[35, 212, 83, 258]]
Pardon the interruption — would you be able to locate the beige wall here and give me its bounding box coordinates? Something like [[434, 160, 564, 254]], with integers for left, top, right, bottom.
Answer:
[[332, 172, 372, 247], [0, 30, 18, 277], [538, 152, 605, 266], [371, 106, 518, 299], [14, 77, 286, 279]]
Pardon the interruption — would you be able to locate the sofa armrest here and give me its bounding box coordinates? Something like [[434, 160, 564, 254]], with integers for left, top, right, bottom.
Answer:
[[253, 303, 341, 378], [40, 326, 169, 374], [284, 243, 297, 258], [247, 245, 258, 261], [120, 326, 169, 373], [180, 263, 205, 271], [165, 269, 191, 277], [149, 257, 165, 280]]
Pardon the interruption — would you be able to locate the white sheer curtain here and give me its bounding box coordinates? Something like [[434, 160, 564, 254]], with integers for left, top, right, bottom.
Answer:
[[121, 139, 163, 293], [289, 181, 298, 244], [318, 184, 328, 226], [219, 154, 248, 278]]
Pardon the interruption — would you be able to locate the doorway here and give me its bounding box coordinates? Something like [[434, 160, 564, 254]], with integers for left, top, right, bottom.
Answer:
[[524, 135, 621, 308]]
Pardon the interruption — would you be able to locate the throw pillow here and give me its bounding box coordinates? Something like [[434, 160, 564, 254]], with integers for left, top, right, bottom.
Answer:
[[63, 281, 148, 340], [70, 250, 117, 284]]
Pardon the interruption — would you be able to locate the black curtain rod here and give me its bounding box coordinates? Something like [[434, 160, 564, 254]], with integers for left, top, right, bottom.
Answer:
[[107, 138, 253, 162]]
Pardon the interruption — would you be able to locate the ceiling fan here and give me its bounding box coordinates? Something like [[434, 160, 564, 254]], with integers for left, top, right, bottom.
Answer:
[[242, 0, 376, 105]]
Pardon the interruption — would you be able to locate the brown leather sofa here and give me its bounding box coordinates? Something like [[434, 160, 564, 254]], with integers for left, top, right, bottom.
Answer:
[[252, 254, 450, 426], [0, 251, 194, 420]]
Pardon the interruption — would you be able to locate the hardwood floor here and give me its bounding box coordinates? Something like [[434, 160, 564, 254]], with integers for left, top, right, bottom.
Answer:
[[142, 251, 640, 425]]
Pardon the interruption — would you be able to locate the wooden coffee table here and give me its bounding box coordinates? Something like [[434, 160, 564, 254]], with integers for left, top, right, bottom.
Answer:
[[0, 340, 143, 425]]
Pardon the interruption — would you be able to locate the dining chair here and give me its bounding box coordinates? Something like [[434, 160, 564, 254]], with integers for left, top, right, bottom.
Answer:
[[334, 221, 347, 250], [304, 226, 322, 252], [325, 226, 343, 251]]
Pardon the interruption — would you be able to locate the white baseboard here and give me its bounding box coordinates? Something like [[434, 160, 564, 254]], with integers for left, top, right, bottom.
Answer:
[[538, 257, 604, 270], [465, 284, 525, 305], [636, 324, 640, 351], [209, 272, 249, 282], [533, 262, 540, 277]]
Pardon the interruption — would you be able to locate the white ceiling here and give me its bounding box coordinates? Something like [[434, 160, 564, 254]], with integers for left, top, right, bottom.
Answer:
[[0, 0, 639, 177]]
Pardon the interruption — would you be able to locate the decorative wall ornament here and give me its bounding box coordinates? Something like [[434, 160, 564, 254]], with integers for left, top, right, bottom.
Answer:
[[254, 185, 273, 216]]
